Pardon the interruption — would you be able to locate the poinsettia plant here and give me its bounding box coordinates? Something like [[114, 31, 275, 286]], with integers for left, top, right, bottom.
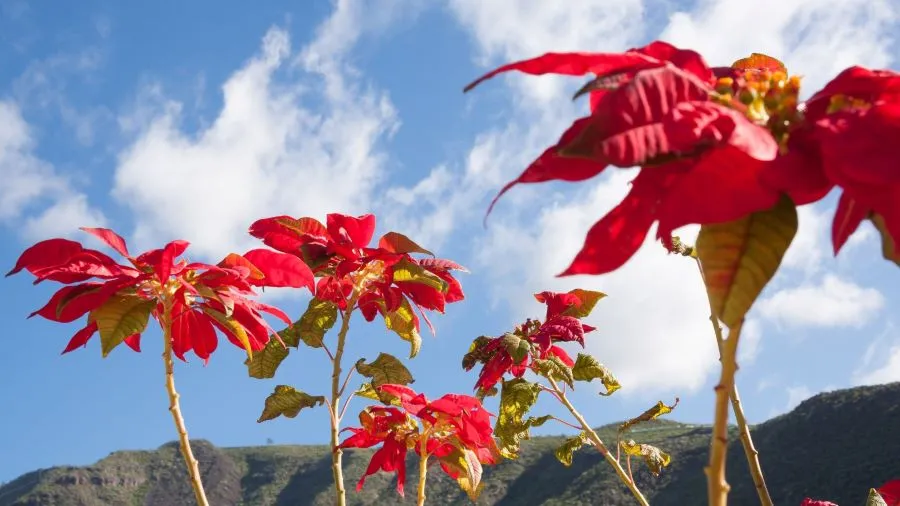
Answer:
[[465, 39, 900, 506], [245, 212, 466, 506], [340, 384, 499, 505], [7, 227, 313, 506], [462, 288, 677, 506]]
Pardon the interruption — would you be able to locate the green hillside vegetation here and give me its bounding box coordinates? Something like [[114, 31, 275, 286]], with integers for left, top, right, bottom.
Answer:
[[2, 382, 898, 506]]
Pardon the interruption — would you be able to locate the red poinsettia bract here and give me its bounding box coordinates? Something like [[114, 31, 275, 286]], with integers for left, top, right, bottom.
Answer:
[[759, 66, 900, 257], [339, 384, 498, 499], [467, 40, 900, 274], [463, 289, 603, 392], [466, 41, 789, 275], [249, 213, 465, 352], [7, 227, 314, 362]]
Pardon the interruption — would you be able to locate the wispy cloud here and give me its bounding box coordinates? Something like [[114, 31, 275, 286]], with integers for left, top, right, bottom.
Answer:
[[757, 275, 884, 329], [111, 2, 419, 259]]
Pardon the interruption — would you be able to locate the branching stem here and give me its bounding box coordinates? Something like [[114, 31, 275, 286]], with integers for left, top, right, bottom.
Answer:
[[547, 378, 649, 506], [329, 301, 356, 506]]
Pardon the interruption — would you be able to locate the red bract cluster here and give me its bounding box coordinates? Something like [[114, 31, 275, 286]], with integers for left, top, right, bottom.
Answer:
[[466, 40, 900, 274], [463, 289, 603, 391], [249, 213, 465, 348], [340, 385, 498, 498], [7, 227, 312, 362]]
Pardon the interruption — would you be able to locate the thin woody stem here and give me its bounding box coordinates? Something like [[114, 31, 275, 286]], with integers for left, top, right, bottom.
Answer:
[[417, 429, 431, 506], [161, 300, 210, 506], [696, 259, 773, 506], [329, 301, 356, 506], [706, 321, 741, 506], [547, 378, 649, 506]]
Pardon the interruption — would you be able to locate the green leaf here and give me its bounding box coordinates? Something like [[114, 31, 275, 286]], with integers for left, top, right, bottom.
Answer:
[[571, 353, 621, 396], [620, 439, 671, 476], [353, 383, 382, 402], [283, 298, 338, 349], [866, 488, 889, 506], [462, 336, 494, 371], [871, 214, 900, 267], [619, 399, 679, 433], [391, 258, 447, 292], [501, 333, 531, 364], [555, 432, 589, 467], [532, 354, 575, 389], [560, 289, 606, 318], [494, 378, 544, 459], [244, 338, 289, 379], [383, 297, 422, 358], [90, 295, 155, 357], [696, 195, 798, 328], [355, 353, 414, 388], [202, 307, 254, 356], [378, 231, 435, 257], [257, 385, 326, 423]]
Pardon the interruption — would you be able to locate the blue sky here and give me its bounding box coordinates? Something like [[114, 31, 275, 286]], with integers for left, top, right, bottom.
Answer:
[[1, 0, 899, 485]]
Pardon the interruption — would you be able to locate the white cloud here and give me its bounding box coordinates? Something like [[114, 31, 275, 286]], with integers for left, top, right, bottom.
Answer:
[[112, 3, 409, 259], [0, 101, 106, 239], [661, 0, 897, 93], [756, 275, 884, 329], [855, 345, 900, 385], [426, 0, 898, 395]]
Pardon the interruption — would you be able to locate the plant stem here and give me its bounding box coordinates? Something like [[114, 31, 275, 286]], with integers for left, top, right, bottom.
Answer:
[[696, 259, 773, 506], [548, 378, 649, 506], [161, 301, 210, 506], [329, 303, 355, 506], [706, 321, 741, 506], [417, 435, 429, 506]]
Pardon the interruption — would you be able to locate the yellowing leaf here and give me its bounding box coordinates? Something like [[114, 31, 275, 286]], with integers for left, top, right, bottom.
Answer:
[[244, 338, 289, 379], [378, 231, 435, 257], [620, 439, 671, 476], [571, 353, 621, 396], [391, 258, 447, 292], [866, 487, 889, 506], [871, 214, 900, 266], [257, 385, 326, 423], [619, 399, 679, 433], [532, 355, 574, 389], [383, 297, 422, 358], [555, 432, 589, 467], [353, 383, 383, 402], [495, 378, 544, 459], [731, 53, 787, 72], [355, 353, 414, 388], [696, 195, 797, 328], [203, 307, 253, 357], [90, 295, 154, 357], [440, 445, 487, 501], [283, 298, 338, 349], [501, 333, 531, 364], [560, 289, 606, 318]]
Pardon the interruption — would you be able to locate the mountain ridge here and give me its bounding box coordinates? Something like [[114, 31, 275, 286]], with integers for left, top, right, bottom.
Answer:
[[3, 382, 898, 505]]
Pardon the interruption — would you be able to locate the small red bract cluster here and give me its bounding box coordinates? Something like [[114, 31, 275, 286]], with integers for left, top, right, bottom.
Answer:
[[7, 227, 312, 361], [466, 41, 900, 275], [339, 384, 498, 497], [249, 213, 465, 340], [463, 289, 601, 391]]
